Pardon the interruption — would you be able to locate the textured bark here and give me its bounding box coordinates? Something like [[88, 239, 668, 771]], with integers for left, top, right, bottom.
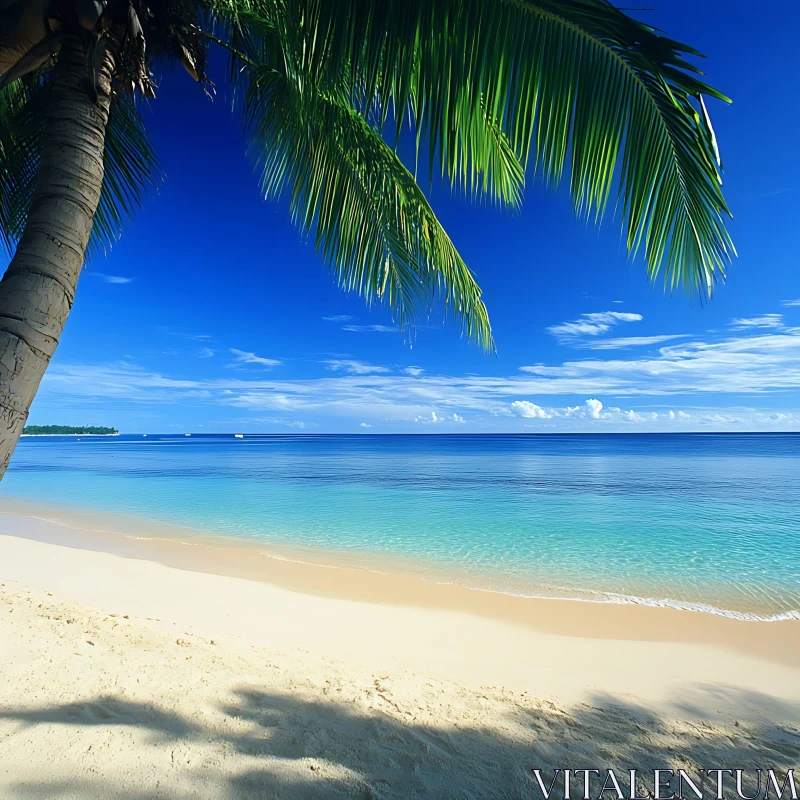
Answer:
[[0, 34, 113, 478]]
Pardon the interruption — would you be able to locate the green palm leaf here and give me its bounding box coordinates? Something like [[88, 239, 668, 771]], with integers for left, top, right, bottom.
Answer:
[[209, 0, 734, 303], [3, 0, 736, 351], [0, 79, 159, 257], [0, 77, 39, 254], [92, 95, 161, 256], [242, 68, 494, 349]]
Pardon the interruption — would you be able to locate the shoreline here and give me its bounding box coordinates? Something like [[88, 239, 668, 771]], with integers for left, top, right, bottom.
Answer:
[[0, 496, 796, 624], [2, 503, 799, 796], [0, 500, 798, 675]]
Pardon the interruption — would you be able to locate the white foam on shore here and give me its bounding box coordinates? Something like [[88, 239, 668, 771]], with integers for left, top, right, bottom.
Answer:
[[258, 546, 800, 622], [4, 509, 798, 623], [462, 583, 800, 622]]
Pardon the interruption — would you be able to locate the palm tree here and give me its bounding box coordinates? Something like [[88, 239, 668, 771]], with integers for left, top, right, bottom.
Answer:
[[0, 0, 733, 478]]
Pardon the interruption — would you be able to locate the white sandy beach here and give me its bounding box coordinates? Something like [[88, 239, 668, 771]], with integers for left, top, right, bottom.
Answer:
[[1, 508, 799, 799]]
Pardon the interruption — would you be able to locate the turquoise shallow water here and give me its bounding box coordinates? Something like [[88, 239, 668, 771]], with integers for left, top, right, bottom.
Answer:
[[2, 433, 799, 619]]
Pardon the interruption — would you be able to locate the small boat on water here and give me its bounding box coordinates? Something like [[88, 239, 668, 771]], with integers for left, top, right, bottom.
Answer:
[[234, 434, 244, 439], [143, 434, 147, 437], [185, 433, 191, 437]]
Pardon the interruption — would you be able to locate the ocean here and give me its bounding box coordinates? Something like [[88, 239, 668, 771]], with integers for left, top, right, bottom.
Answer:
[[2, 433, 798, 620]]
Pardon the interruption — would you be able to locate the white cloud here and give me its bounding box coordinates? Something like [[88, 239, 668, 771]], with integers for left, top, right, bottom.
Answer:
[[342, 324, 399, 333], [38, 362, 206, 404], [323, 359, 390, 375], [612, 300, 624, 304], [413, 411, 465, 424], [511, 400, 551, 419], [224, 392, 306, 411], [231, 416, 317, 430], [560, 398, 606, 419], [40, 328, 800, 410], [360, 422, 372, 428], [518, 330, 800, 395], [581, 334, 690, 350], [197, 347, 215, 358], [90, 273, 134, 284], [322, 315, 354, 321], [169, 331, 212, 341], [583, 398, 603, 419], [782, 300, 800, 307], [729, 314, 783, 330], [507, 399, 752, 428], [547, 311, 643, 343], [34, 323, 800, 431], [229, 349, 282, 368], [621, 409, 645, 422], [514, 398, 606, 421], [403, 366, 424, 376]]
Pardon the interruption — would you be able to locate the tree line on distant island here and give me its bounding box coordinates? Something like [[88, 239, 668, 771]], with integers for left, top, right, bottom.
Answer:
[[22, 425, 118, 436]]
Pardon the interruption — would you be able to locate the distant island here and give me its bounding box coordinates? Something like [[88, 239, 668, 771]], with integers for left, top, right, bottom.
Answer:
[[22, 425, 119, 436]]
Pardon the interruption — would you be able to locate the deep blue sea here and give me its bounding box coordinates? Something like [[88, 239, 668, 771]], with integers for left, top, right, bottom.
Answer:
[[2, 433, 799, 619]]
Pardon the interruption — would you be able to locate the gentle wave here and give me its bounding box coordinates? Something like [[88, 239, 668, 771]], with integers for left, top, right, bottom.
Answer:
[[5, 433, 800, 621], [463, 584, 800, 622], [258, 544, 800, 622], [9, 509, 797, 622]]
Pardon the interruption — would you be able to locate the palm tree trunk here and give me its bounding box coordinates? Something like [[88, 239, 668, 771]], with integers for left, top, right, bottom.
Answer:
[[0, 34, 113, 479]]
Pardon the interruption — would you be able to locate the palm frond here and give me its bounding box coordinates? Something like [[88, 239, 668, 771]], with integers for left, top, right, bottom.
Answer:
[[209, 0, 527, 208], [206, 0, 734, 299], [90, 94, 161, 256], [0, 77, 39, 254], [0, 77, 159, 258], [242, 69, 493, 350]]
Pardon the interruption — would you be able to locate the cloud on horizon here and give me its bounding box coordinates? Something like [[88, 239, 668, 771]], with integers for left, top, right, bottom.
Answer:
[[34, 323, 800, 432], [414, 411, 465, 424], [511, 397, 672, 424]]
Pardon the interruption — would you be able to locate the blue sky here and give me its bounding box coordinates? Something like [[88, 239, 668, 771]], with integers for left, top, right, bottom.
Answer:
[[11, 0, 800, 433]]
